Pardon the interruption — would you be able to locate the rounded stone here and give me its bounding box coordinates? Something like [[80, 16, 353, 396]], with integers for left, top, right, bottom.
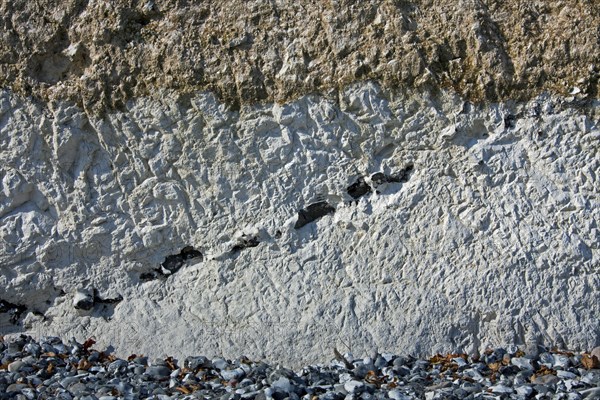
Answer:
[[489, 384, 513, 394], [343, 380, 364, 394], [221, 368, 246, 381], [7, 360, 25, 373], [557, 370, 577, 380], [552, 354, 571, 369], [147, 366, 172, 377], [511, 357, 534, 370]]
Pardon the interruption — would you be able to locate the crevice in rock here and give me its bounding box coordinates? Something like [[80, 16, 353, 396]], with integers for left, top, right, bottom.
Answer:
[[294, 201, 336, 229], [231, 235, 260, 253], [347, 164, 414, 200], [347, 177, 371, 199], [74, 289, 123, 312], [0, 299, 27, 324], [504, 114, 517, 129], [139, 272, 156, 282], [372, 164, 414, 186], [93, 289, 123, 305], [157, 246, 203, 276]]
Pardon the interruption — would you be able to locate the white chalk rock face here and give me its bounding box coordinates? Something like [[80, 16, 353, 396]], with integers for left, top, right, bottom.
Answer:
[[0, 82, 598, 366]]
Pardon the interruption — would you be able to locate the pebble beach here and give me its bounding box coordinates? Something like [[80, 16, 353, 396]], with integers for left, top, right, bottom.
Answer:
[[1, 335, 599, 399]]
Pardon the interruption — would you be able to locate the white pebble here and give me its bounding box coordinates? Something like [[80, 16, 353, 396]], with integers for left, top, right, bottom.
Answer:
[[344, 380, 364, 394]]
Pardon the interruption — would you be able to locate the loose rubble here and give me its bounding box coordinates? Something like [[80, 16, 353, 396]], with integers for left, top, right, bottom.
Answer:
[[1, 336, 599, 400]]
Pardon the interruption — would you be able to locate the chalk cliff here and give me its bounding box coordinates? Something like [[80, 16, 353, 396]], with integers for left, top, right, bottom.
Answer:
[[0, 0, 598, 365]]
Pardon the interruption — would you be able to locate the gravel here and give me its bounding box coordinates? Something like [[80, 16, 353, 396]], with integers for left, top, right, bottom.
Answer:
[[0, 335, 599, 399]]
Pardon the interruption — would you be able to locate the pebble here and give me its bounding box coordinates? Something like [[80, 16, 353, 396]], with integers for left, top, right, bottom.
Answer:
[[221, 367, 245, 381], [490, 384, 513, 394], [553, 354, 571, 369], [557, 370, 578, 379], [271, 376, 295, 394], [512, 356, 534, 370], [344, 379, 365, 393], [0, 335, 598, 399], [147, 365, 171, 377], [184, 355, 212, 370], [516, 385, 534, 397], [531, 374, 560, 385], [212, 358, 229, 371], [7, 360, 24, 372]]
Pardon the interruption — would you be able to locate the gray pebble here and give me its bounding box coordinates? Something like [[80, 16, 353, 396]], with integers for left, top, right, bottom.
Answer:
[[463, 368, 484, 381], [212, 358, 229, 371], [185, 355, 212, 370], [489, 384, 513, 394], [452, 388, 468, 398], [392, 357, 407, 370], [271, 376, 295, 394], [59, 376, 80, 388], [6, 383, 28, 392], [0, 336, 595, 400], [558, 370, 578, 380], [452, 357, 467, 367], [511, 357, 534, 370], [461, 381, 482, 393], [67, 381, 90, 395], [579, 388, 600, 398], [107, 359, 128, 374], [23, 343, 41, 357], [516, 385, 534, 397], [147, 365, 172, 377], [373, 356, 387, 370], [7, 360, 24, 372], [20, 388, 36, 400], [539, 352, 555, 367], [344, 379, 365, 394], [553, 354, 571, 369], [221, 367, 246, 381], [531, 374, 560, 385]]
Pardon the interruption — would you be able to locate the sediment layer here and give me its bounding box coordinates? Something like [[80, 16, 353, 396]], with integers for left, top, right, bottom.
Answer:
[[0, 0, 599, 112]]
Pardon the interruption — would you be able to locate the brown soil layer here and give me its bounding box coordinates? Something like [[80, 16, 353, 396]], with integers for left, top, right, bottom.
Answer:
[[1, 0, 599, 112]]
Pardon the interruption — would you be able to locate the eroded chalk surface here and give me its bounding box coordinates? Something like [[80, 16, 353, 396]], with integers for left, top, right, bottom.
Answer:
[[0, 83, 598, 366]]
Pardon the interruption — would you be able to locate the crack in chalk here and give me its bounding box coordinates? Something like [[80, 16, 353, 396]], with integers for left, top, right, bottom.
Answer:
[[93, 289, 124, 305], [0, 299, 27, 324], [74, 289, 124, 312], [230, 234, 260, 254], [294, 201, 336, 229], [347, 177, 371, 199], [155, 246, 204, 277], [347, 164, 414, 200]]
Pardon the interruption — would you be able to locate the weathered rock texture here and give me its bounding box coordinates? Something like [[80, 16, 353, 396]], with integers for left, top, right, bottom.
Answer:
[[0, 0, 599, 112], [0, 0, 599, 367], [1, 83, 598, 365]]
